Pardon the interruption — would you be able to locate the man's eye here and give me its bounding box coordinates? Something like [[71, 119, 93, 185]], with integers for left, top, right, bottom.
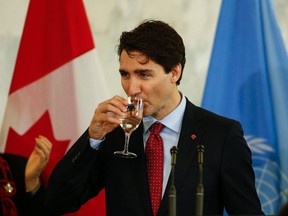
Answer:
[[120, 72, 129, 78], [140, 73, 149, 78]]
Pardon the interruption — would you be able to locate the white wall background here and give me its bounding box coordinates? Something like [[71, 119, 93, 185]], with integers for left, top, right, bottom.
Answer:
[[1, 0, 288, 131]]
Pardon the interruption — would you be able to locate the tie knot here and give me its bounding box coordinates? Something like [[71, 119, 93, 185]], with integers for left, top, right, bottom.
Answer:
[[150, 122, 165, 135]]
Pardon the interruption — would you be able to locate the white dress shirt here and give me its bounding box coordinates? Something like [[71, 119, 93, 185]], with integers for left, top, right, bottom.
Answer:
[[142, 96, 186, 197]]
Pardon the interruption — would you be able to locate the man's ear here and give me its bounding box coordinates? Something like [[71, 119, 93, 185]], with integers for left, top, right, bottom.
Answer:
[[170, 64, 182, 83]]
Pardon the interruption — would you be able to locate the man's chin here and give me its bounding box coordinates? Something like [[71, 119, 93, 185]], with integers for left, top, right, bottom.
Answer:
[[143, 109, 149, 117], [143, 104, 153, 117]]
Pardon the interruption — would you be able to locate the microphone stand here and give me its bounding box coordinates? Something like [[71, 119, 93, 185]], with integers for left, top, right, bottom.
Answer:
[[195, 144, 204, 216], [169, 146, 178, 216]]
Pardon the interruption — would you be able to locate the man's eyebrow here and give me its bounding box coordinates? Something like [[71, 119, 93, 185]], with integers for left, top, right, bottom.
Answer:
[[135, 69, 153, 73], [119, 69, 153, 73], [119, 69, 126, 73]]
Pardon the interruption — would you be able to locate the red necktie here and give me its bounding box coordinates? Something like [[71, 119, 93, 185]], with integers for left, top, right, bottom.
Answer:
[[145, 122, 165, 216]]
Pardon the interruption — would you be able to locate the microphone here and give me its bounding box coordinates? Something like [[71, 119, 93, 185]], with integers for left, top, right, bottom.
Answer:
[[169, 146, 178, 216], [195, 144, 204, 216]]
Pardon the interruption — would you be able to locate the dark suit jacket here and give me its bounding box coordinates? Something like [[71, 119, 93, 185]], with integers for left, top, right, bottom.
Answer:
[[46, 99, 264, 215]]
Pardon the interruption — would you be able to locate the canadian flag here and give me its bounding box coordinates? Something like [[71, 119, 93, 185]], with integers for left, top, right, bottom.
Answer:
[[0, 0, 109, 215]]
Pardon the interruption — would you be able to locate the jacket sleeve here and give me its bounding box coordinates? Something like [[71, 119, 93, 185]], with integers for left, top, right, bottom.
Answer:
[[26, 183, 54, 216], [45, 130, 105, 215]]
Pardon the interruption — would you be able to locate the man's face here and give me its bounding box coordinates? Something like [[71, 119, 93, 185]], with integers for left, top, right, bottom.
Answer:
[[119, 50, 180, 119]]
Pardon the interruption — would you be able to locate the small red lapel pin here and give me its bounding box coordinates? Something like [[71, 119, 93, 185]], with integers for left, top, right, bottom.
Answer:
[[191, 134, 197, 140]]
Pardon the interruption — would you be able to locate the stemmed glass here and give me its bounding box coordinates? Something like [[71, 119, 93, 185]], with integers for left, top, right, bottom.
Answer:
[[114, 96, 143, 158]]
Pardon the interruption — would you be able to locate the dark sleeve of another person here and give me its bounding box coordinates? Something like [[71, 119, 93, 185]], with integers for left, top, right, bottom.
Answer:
[[1, 153, 53, 216]]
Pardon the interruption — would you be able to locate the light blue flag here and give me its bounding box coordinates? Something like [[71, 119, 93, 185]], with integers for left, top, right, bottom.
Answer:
[[201, 0, 288, 214]]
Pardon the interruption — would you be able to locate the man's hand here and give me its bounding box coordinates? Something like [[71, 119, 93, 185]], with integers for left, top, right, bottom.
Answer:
[[88, 95, 127, 139]]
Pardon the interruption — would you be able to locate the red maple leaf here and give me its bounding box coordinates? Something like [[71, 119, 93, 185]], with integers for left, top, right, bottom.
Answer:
[[5, 111, 70, 186]]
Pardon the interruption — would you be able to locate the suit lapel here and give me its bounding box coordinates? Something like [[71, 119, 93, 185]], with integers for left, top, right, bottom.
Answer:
[[158, 100, 205, 216], [175, 103, 205, 190]]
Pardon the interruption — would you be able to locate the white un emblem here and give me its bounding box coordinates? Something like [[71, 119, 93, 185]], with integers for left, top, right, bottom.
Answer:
[[245, 135, 288, 214]]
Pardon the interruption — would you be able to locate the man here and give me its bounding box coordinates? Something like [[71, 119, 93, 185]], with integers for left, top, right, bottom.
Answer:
[[46, 20, 264, 215], [1, 135, 52, 216]]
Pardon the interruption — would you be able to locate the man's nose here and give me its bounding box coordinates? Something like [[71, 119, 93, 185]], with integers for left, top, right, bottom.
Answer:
[[127, 79, 141, 96]]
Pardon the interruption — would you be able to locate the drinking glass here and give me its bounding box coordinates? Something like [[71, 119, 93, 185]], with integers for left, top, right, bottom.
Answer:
[[114, 96, 143, 158]]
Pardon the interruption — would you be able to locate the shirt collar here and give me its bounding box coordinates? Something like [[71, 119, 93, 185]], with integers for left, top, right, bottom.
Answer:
[[143, 95, 186, 134]]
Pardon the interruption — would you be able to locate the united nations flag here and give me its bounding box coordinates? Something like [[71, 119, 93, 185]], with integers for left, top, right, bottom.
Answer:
[[201, 0, 288, 214]]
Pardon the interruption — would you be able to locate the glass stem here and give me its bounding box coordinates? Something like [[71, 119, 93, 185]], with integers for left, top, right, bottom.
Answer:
[[123, 132, 131, 154]]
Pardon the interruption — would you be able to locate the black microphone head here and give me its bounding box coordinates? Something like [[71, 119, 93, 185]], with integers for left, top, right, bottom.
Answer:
[[170, 146, 178, 155]]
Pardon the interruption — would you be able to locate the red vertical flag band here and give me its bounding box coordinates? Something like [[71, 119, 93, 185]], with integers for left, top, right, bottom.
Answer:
[[1, 0, 107, 215]]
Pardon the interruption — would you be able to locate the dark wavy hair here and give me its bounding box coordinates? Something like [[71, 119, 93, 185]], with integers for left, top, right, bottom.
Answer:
[[117, 19, 186, 85]]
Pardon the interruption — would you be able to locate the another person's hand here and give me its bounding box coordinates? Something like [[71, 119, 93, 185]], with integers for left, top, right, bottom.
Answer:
[[88, 95, 127, 140], [25, 135, 52, 193]]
